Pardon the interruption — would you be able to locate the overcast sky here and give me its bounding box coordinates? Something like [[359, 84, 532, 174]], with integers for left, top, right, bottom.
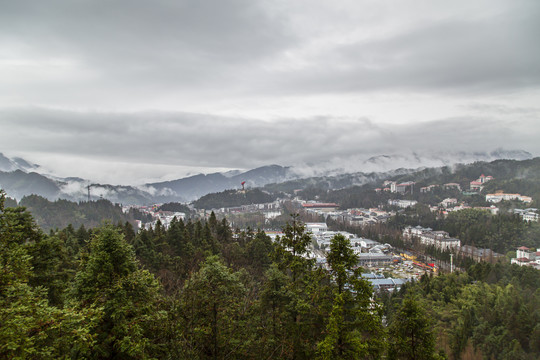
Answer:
[[1, 0, 539, 184]]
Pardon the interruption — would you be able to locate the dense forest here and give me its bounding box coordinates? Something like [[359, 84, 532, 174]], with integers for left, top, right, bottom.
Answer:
[[1, 189, 539, 359], [157, 201, 193, 215], [193, 188, 278, 210], [6, 194, 151, 232]]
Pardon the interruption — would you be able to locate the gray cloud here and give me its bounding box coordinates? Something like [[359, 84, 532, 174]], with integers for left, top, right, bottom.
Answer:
[[464, 103, 540, 116], [266, 2, 540, 95], [1, 0, 539, 107], [0, 0, 294, 106], [1, 1, 539, 184], [1, 107, 538, 184]]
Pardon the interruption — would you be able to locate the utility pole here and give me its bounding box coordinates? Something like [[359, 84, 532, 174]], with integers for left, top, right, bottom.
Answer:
[[450, 253, 453, 273]]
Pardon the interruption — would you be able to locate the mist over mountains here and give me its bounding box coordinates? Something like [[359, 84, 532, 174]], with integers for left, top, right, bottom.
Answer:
[[0, 149, 533, 204]]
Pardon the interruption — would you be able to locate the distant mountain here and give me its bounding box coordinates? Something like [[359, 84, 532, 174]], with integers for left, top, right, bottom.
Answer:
[[146, 164, 295, 201], [0, 149, 535, 204], [263, 167, 416, 193], [0, 152, 39, 172], [0, 169, 157, 204], [0, 153, 21, 172], [313, 149, 534, 177], [0, 170, 62, 200]]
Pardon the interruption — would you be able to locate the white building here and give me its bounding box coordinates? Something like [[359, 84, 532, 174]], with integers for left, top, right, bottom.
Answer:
[[403, 226, 461, 251], [470, 174, 494, 191], [514, 208, 539, 222], [439, 198, 458, 208], [305, 222, 328, 234], [511, 246, 540, 269], [388, 199, 418, 208], [522, 212, 539, 222], [486, 193, 532, 203]]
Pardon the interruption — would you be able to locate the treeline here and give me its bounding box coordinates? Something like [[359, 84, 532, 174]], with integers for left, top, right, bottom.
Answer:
[[2, 190, 447, 359], [157, 201, 192, 214], [7, 194, 151, 231], [384, 263, 540, 359], [193, 188, 277, 210]]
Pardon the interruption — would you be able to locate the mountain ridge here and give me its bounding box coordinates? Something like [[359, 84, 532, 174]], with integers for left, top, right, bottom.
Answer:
[[0, 150, 534, 204]]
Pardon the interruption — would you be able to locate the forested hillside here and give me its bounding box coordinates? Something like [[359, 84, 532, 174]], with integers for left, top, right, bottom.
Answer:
[[8, 194, 151, 231], [193, 188, 278, 209], [2, 189, 539, 359], [384, 263, 540, 360], [293, 158, 540, 209]]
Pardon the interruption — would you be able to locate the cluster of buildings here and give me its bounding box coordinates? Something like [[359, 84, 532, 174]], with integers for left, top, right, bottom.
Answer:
[[122, 204, 187, 230], [419, 174, 495, 194], [431, 200, 500, 216], [212, 201, 283, 221], [149, 210, 186, 229], [402, 226, 461, 250], [304, 223, 396, 267], [361, 273, 410, 292], [300, 201, 394, 227], [403, 225, 507, 263], [511, 246, 540, 269], [344, 208, 394, 226]]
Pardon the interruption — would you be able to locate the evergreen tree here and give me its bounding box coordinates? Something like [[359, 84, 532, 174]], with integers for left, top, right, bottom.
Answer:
[[0, 190, 97, 358], [259, 263, 294, 357], [388, 295, 438, 360], [70, 224, 163, 359], [317, 234, 385, 359], [273, 214, 318, 359], [179, 255, 247, 359]]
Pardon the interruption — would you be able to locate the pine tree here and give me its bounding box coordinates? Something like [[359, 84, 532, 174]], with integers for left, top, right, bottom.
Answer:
[[70, 224, 163, 358], [179, 255, 247, 359], [388, 295, 437, 360], [273, 214, 318, 359], [0, 190, 97, 358], [317, 234, 385, 359]]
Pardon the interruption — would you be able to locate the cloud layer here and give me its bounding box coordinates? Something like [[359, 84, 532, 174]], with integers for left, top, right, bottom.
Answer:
[[1, 1, 539, 183], [1, 107, 538, 184]]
